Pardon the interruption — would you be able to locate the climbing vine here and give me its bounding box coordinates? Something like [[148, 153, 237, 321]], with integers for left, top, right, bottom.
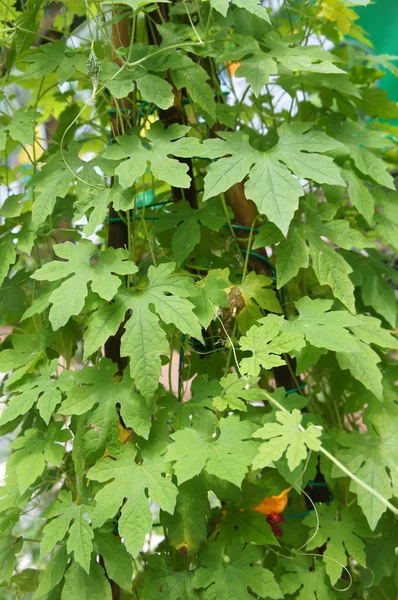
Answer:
[[0, 0, 397, 598]]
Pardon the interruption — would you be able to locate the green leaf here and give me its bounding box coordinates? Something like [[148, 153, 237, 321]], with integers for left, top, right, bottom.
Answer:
[[0, 235, 16, 287], [252, 409, 322, 471], [61, 561, 111, 600], [140, 554, 198, 600], [235, 54, 277, 96], [166, 415, 259, 487], [103, 122, 202, 189], [0, 532, 23, 584], [31, 240, 137, 330], [239, 314, 305, 376], [33, 546, 68, 600], [89, 442, 177, 557], [6, 108, 40, 146], [0, 359, 61, 426], [191, 268, 230, 328], [171, 55, 216, 117], [94, 528, 133, 592], [344, 170, 374, 225], [212, 372, 262, 412], [282, 296, 360, 353], [41, 491, 94, 573], [304, 508, 368, 585], [200, 124, 344, 235], [161, 478, 210, 553], [193, 539, 282, 599], [104, 62, 174, 109], [332, 411, 398, 529], [59, 359, 151, 459], [336, 340, 383, 400], [84, 262, 201, 400], [29, 150, 78, 229], [10, 423, 71, 494], [280, 557, 335, 600], [219, 507, 278, 546], [267, 34, 345, 74], [275, 227, 309, 288], [308, 234, 356, 313]]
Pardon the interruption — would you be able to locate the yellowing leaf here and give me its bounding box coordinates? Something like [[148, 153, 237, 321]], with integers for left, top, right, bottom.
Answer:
[[320, 0, 359, 35]]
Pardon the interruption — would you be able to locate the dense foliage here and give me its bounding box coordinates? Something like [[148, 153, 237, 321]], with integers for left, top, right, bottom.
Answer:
[[0, 0, 397, 598]]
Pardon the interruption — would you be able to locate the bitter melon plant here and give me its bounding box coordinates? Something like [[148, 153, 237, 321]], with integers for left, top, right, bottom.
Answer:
[[0, 0, 397, 598]]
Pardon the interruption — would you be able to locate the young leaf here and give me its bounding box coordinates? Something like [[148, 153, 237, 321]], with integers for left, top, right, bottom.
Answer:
[[252, 409, 322, 471]]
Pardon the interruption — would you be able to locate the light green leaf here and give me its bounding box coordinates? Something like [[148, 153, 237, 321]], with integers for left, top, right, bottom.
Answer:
[[0, 532, 23, 584], [89, 443, 177, 557], [253, 409, 322, 471], [284, 296, 360, 353], [7, 108, 40, 146], [166, 416, 258, 487], [200, 124, 344, 235], [212, 372, 262, 412], [234, 0, 271, 21], [41, 491, 94, 573], [29, 151, 78, 229], [31, 240, 137, 330], [171, 55, 216, 117], [239, 314, 305, 376], [10, 424, 70, 494], [280, 557, 335, 600], [118, 262, 202, 399], [0, 359, 61, 426]]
